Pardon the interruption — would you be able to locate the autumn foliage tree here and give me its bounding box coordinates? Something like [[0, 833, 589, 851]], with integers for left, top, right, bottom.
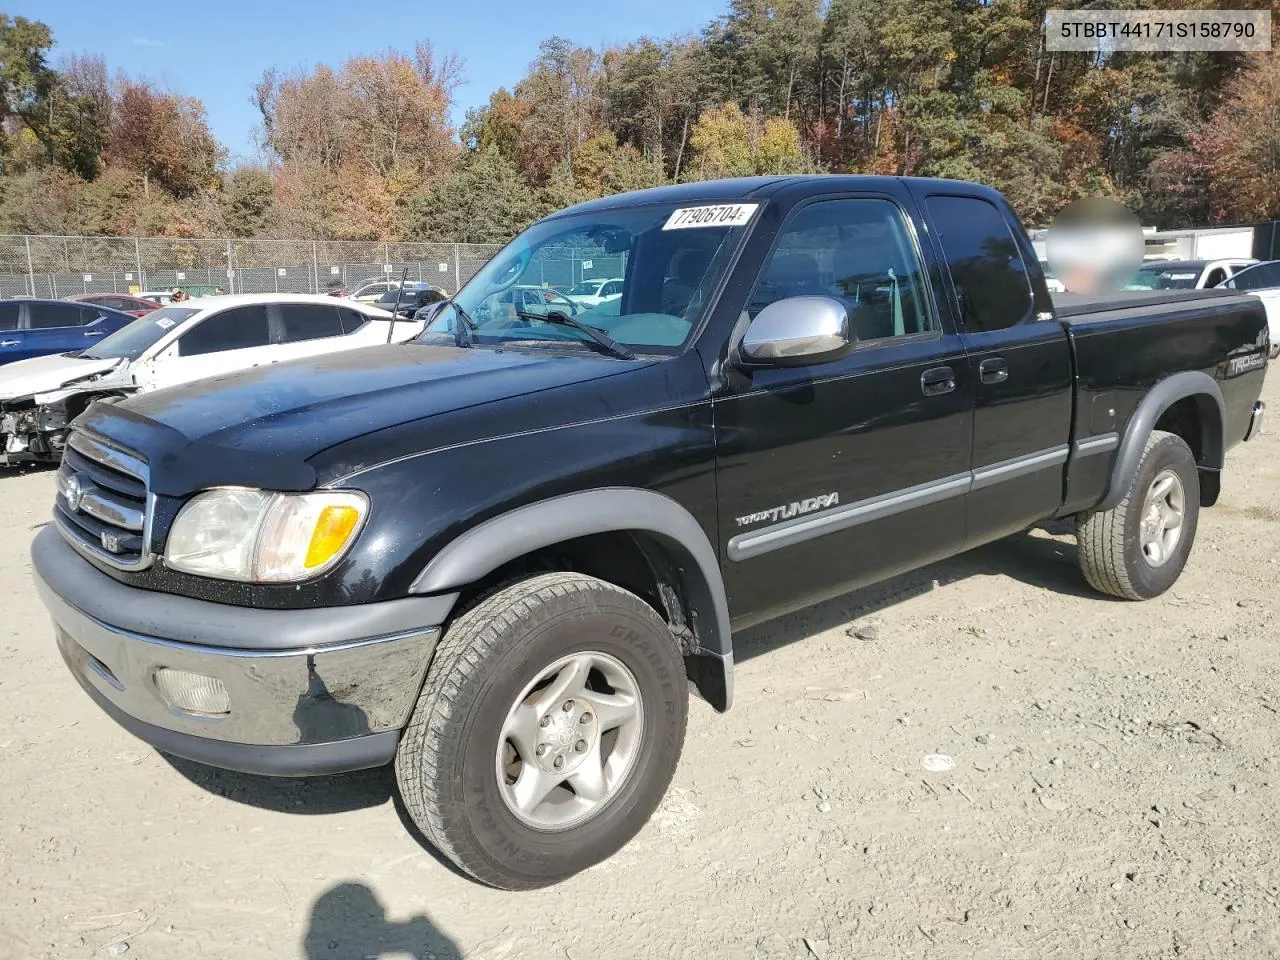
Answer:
[[253, 43, 461, 239], [106, 79, 222, 197], [2, 8, 1279, 245], [1178, 51, 1280, 223]]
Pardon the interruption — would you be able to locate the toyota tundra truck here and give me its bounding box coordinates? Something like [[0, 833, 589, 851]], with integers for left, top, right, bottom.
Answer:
[[31, 176, 1268, 890]]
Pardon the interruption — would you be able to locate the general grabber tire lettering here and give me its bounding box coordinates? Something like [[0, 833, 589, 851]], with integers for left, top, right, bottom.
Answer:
[[1077, 430, 1200, 600], [394, 572, 688, 890]]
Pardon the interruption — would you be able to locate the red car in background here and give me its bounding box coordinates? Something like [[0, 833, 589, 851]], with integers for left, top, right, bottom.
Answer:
[[68, 293, 162, 317]]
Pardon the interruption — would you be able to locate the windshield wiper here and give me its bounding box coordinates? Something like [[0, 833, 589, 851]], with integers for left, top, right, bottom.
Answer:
[[429, 298, 477, 347], [512, 309, 635, 360]]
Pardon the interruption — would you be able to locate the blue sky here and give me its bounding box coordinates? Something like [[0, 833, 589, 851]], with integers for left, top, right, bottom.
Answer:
[[26, 0, 725, 163]]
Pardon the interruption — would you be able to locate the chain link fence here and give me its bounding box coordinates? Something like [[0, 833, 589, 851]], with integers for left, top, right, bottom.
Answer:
[[0, 236, 509, 300]]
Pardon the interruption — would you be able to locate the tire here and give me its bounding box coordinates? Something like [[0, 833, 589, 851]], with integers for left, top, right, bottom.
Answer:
[[395, 572, 688, 890], [1077, 430, 1200, 600]]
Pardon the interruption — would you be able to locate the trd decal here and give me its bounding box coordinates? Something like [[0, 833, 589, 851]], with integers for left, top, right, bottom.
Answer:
[[1227, 352, 1266, 377]]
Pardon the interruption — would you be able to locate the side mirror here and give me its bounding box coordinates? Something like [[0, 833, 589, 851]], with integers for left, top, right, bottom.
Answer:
[[739, 296, 854, 367]]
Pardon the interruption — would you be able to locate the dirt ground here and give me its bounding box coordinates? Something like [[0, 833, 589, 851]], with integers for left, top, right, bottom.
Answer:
[[3, 377, 1278, 960]]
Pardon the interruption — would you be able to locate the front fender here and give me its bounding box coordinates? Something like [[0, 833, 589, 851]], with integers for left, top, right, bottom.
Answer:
[[410, 487, 735, 709]]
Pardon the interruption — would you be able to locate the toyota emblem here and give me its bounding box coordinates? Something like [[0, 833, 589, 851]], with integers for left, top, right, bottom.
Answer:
[[64, 473, 83, 513]]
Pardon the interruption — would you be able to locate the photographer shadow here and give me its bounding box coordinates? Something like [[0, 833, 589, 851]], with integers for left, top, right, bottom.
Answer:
[[304, 881, 460, 960]]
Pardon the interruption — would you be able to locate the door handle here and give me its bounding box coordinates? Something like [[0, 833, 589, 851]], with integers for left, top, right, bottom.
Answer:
[[0, 340, 19, 347], [84, 330, 107, 337], [921, 365, 956, 396], [979, 357, 1009, 384]]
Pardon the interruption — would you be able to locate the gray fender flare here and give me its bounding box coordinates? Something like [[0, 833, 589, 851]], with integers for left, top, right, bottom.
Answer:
[[410, 487, 734, 708], [1098, 370, 1225, 512]]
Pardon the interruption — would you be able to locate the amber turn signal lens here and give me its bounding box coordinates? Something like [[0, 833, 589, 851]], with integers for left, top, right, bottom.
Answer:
[[305, 505, 361, 569]]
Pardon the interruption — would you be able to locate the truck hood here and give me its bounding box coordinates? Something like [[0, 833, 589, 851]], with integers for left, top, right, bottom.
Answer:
[[75, 341, 652, 496], [0, 353, 124, 401]]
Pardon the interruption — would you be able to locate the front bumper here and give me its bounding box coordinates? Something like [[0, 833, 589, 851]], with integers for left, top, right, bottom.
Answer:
[[32, 526, 453, 776], [0, 402, 68, 464]]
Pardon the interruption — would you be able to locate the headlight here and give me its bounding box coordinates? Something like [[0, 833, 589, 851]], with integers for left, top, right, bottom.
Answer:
[[165, 488, 367, 582]]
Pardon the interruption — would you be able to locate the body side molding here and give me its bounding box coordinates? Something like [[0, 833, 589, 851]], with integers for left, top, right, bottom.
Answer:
[[729, 443, 1072, 562], [1073, 432, 1119, 457], [729, 472, 970, 562], [970, 445, 1069, 491]]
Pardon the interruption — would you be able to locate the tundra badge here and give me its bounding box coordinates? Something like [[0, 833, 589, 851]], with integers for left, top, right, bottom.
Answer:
[[736, 492, 839, 527]]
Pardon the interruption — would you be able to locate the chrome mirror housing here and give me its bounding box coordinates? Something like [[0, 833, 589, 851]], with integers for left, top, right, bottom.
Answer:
[[739, 296, 854, 367]]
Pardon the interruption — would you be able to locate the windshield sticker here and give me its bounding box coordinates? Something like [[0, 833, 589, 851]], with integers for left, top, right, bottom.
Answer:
[[1167, 273, 1197, 280], [155, 317, 176, 329], [663, 204, 759, 231]]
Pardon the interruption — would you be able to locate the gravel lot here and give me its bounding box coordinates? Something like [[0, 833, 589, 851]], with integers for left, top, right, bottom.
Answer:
[[3, 375, 1278, 960]]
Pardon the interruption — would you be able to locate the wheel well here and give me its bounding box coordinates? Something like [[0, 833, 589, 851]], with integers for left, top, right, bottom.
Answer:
[[448, 530, 728, 709], [1155, 397, 1204, 464], [1155, 395, 1222, 507], [453, 532, 665, 624]]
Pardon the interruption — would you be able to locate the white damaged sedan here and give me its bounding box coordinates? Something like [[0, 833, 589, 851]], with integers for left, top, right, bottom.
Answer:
[[0, 293, 423, 465]]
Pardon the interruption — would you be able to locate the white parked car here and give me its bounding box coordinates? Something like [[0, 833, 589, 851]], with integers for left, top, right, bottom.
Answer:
[[349, 279, 408, 305], [0, 294, 421, 465], [565, 277, 624, 308], [1217, 261, 1280, 358], [1125, 258, 1256, 291]]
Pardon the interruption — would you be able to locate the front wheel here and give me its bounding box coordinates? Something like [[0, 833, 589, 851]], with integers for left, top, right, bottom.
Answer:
[[1077, 430, 1200, 600], [395, 572, 688, 890]]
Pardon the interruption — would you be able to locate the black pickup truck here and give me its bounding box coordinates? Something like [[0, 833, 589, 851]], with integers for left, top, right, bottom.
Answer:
[[32, 176, 1268, 890]]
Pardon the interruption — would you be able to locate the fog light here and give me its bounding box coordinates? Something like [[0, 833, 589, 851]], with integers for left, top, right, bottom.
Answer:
[[154, 668, 230, 716]]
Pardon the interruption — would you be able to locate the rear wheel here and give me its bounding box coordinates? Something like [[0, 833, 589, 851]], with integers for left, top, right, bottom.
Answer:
[[394, 572, 688, 890], [1077, 430, 1200, 600]]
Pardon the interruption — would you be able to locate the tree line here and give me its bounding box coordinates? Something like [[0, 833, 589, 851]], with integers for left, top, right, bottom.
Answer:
[[1, 3, 1277, 246]]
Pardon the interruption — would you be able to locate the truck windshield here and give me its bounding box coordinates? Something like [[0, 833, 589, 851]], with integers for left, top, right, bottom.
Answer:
[[425, 200, 760, 353], [81, 307, 198, 360]]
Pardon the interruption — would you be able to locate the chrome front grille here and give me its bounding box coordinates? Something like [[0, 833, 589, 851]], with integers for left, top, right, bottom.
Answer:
[[54, 431, 153, 570]]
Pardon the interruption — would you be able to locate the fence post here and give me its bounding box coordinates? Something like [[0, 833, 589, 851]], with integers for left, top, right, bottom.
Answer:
[[453, 243, 461, 293], [134, 238, 143, 292], [23, 236, 35, 297], [382, 242, 389, 272], [312, 241, 319, 294], [225, 240, 234, 295]]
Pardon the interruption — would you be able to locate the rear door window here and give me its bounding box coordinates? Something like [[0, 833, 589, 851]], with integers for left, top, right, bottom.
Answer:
[[26, 301, 90, 329], [276, 303, 345, 342], [177, 306, 272, 356], [925, 195, 1035, 332], [338, 308, 370, 334]]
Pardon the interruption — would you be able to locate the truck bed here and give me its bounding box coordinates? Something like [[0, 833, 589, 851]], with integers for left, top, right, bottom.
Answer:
[[1050, 288, 1252, 321]]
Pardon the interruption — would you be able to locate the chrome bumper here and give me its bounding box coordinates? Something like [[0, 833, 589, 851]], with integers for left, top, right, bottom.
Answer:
[[46, 592, 437, 748], [1246, 401, 1265, 442], [31, 526, 450, 775]]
